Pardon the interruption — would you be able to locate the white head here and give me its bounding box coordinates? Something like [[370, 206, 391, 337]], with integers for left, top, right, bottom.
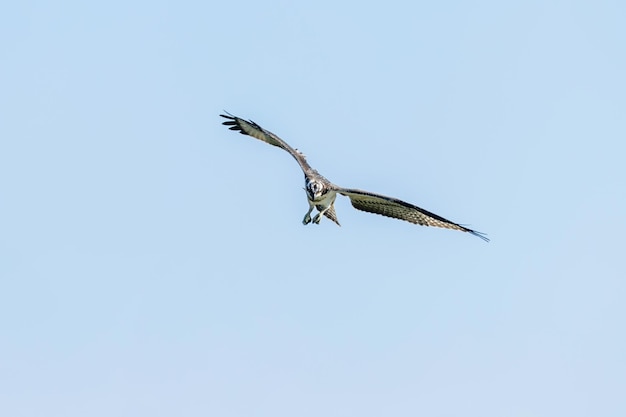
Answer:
[[306, 180, 324, 201]]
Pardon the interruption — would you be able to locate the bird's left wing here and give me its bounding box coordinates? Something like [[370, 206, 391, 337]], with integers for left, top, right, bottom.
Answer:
[[220, 112, 313, 174], [337, 188, 489, 241]]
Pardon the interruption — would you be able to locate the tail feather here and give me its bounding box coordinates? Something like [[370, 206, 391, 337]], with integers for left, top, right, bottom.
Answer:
[[318, 203, 341, 226]]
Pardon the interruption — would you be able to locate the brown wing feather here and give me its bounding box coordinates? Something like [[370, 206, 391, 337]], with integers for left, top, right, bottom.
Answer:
[[220, 112, 313, 174], [338, 188, 488, 241]]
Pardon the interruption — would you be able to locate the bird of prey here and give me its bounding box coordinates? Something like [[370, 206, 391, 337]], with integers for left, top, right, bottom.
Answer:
[[220, 112, 488, 241]]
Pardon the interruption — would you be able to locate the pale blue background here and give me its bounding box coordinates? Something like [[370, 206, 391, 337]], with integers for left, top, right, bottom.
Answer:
[[1, 1, 625, 416]]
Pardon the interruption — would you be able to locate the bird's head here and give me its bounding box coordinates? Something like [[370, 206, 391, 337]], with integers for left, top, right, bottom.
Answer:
[[306, 180, 324, 201]]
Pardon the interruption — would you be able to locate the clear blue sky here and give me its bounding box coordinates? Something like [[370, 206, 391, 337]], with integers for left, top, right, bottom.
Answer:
[[1, 1, 625, 416]]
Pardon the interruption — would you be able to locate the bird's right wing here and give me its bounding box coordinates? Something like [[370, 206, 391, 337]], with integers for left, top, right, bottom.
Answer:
[[220, 112, 314, 174], [338, 188, 489, 241]]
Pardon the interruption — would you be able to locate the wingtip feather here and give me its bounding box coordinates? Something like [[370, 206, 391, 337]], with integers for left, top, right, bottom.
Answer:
[[469, 230, 490, 242]]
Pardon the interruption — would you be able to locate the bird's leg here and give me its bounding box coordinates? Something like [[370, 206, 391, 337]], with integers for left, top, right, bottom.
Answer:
[[312, 206, 330, 224], [302, 202, 314, 225]]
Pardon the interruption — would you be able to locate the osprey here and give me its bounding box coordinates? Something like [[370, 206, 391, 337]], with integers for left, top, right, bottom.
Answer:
[[221, 112, 488, 241]]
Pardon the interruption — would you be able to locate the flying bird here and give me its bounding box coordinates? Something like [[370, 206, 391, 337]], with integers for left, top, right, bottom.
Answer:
[[220, 112, 488, 241]]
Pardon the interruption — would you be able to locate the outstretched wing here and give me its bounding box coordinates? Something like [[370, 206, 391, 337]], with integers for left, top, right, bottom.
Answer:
[[338, 188, 489, 241], [220, 112, 314, 175]]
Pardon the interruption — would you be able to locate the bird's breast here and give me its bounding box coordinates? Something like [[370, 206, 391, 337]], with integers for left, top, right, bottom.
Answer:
[[308, 190, 337, 207]]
